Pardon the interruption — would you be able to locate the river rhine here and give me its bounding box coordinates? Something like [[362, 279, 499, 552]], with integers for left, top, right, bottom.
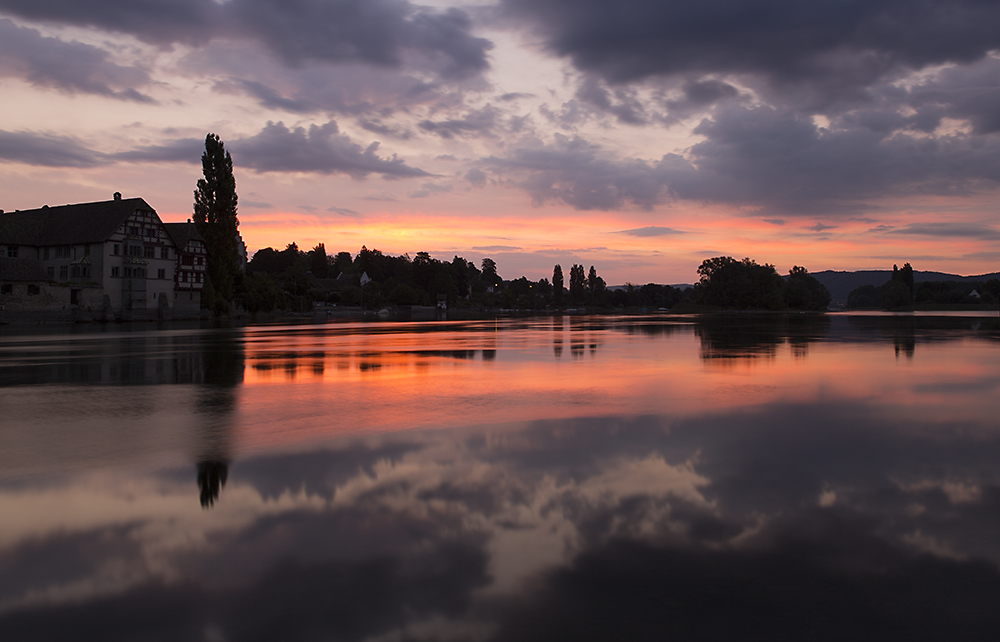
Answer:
[[2, 313, 999, 640]]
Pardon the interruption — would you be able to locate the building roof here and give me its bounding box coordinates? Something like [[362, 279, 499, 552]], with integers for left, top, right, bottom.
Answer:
[[163, 222, 206, 250], [0, 197, 155, 246], [0, 257, 50, 282]]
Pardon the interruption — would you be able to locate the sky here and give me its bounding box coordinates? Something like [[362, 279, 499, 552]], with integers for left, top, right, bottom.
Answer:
[[0, 0, 998, 284]]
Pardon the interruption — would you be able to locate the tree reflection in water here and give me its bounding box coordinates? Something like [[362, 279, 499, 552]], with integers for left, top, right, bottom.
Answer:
[[193, 328, 243, 508], [197, 459, 229, 508]]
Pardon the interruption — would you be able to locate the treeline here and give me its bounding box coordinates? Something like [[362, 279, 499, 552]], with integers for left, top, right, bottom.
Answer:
[[239, 243, 694, 313], [695, 257, 831, 311], [847, 263, 1000, 309]]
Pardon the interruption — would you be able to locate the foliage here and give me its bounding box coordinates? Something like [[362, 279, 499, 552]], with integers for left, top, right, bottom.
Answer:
[[552, 265, 564, 304], [696, 257, 785, 310], [785, 266, 831, 311], [569, 264, 586, 304], [193, 133, 240, 312]]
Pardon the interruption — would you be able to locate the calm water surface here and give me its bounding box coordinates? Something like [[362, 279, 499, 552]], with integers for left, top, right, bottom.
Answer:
[[2, 313, 1000, 640]]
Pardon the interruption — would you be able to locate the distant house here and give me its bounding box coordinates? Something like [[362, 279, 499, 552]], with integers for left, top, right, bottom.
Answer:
[[0, 193, 208, 320]]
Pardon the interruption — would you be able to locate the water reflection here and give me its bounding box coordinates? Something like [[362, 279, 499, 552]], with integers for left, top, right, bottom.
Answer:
[[1, 314, 999, 640]]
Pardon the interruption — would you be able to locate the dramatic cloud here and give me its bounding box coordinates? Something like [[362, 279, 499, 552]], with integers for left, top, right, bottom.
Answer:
[[0, 18, 152, 101], [0, 130, 103, 167], [501, 0, 1000, 90], [487, 104, 1000, 216], [0, 0, 492, 79], [232, 121, 429, 178], [4, 122, 428, 180], [484, 134, 694, 211]]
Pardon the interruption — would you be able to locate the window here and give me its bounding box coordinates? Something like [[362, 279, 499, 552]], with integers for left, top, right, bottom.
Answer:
[[157, 268, 165, 279], [1, 284, 11, 295], [59, 266, 68, 280], [182, 255, 193, 266], [129, 245, 142, 257], [43, 248, 50, 260], [84, 245, 91, 256], [161, 247, 169, 259], [82, 266, 90, 278], [71, 266, 80, 278], [47, 266, 54, 279], [113, 244, 120, 256], [55, 247, 71, 259], [7, 245, 18, 258], [111, 267, 120, 277], [27, 284, 40, 295], [144, 245, 154, 258]]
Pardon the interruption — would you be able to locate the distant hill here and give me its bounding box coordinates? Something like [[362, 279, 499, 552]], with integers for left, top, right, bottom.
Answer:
[[812, 270, 1000, 304]]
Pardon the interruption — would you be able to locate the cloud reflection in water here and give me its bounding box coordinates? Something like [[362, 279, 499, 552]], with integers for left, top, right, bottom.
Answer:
[[1, 315, 999, 640]]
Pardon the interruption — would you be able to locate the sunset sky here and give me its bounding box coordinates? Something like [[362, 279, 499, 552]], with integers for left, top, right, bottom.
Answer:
[[1, 0, 998, 284]]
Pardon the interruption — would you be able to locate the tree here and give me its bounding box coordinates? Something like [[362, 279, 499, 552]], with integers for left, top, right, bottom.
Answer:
[[891, 262, 914, 303], [453, 256, 470, 298], [569, 264, 586, 304], [481, 257, 501, 290], [587, 266, 606, 295], [697, 256, 785, 310], [785, 266, 831, 310], [552, 265, 564, 305], [308, 243, 328, 278], [194, 133, 240, 311]]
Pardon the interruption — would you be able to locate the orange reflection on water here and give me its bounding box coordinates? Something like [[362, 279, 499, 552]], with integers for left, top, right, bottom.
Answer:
[[231, 317, 1000, 453]]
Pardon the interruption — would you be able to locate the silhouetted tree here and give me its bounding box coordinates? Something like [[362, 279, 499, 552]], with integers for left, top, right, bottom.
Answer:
[[553, 264, 564, 305], [482, 257, 501, 290], [697, 256, 785, 310], [333, 251, 353, 277], [587, 266, 606, 295], [785, 266, 831, 310], [453, 256, 470, 297], [193, 133, 240, 312], [891, 262, 915, 302], [569, 264, 586, 304], [308, 243, 328, 278]]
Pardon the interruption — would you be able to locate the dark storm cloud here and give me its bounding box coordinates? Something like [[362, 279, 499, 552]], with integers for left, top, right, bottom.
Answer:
[[0, 19, 152, 101], [226, 121, 429, 178], [0, 0, 218, 46], [0, 0, 491, 79], [489, 103, 1000, 214], [574, 76, 648, 125], [501, 0, 1000, 89], [0, 130, 103, 167]]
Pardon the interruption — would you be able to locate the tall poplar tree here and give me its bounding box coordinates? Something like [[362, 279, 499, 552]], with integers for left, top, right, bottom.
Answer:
[[552, 264, 564, 304], [194, 133, 240, 310]]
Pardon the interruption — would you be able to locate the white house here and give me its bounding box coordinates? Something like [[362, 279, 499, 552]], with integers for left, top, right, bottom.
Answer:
[[0, 193, 208, 320]]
